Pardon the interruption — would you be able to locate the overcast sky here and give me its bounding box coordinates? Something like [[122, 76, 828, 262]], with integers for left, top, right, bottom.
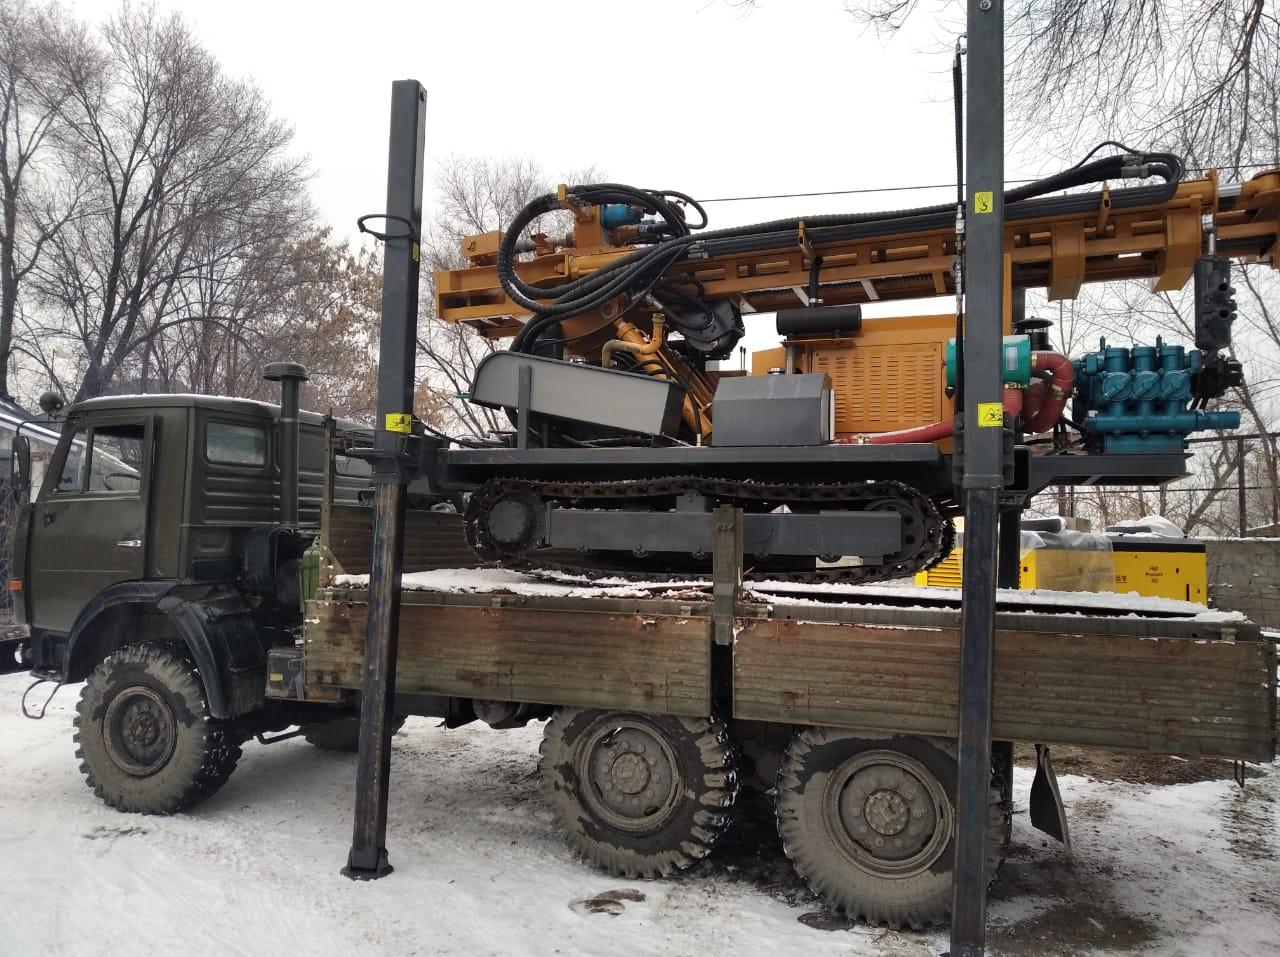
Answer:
[[71, 0, 973, 243]]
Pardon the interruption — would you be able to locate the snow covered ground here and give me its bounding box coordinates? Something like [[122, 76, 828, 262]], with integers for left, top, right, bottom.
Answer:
[[1, 672, 1276, 957]]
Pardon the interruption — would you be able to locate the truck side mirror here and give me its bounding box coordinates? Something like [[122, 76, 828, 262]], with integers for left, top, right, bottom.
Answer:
[[9, 434, 30, 502]]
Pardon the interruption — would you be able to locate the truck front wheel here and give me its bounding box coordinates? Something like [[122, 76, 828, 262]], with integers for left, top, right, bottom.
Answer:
[[74, 643, 242, 814]]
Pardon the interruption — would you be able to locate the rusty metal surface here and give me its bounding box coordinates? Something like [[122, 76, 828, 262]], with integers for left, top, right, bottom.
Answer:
[[305, 596, 711, 716], [732, 617, 1276, 762], [327, 504, 475, 576]]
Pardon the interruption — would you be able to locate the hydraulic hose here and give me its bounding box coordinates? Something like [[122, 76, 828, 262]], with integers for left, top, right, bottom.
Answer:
[[1022, 352, 1075, 434], [837, 385, 1025, 445], [497, 148, 1185, 346]]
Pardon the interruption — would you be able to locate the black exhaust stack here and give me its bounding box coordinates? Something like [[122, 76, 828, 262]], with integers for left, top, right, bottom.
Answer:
[[263, 362, 310, 526]]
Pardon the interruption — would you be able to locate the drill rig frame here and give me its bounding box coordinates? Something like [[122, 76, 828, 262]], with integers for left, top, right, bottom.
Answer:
[[416, 154, 1277, 583]]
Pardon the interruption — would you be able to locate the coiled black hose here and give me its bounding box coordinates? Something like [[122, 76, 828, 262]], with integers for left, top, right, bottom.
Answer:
[[500, 148, 1185, 353]]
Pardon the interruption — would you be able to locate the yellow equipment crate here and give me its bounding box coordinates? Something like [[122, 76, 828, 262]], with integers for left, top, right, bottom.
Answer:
[[916, 537, 1207, 602], [1111, 539, 1207, 603]]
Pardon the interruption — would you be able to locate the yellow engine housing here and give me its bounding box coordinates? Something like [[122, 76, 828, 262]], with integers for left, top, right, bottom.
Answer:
[[752, 314, 963, 451]]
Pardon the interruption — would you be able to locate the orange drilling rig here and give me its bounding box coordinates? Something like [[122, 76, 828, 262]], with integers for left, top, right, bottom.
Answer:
[[423, 151, 1279, 582]]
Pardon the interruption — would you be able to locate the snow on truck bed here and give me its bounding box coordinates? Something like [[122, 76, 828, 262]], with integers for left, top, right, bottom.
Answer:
[[2, 673, 1277, 957], [329, 567, 1245, 622]]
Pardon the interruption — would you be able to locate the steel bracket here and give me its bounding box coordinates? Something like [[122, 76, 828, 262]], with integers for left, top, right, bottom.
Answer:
[[712, 506, 742, 647]]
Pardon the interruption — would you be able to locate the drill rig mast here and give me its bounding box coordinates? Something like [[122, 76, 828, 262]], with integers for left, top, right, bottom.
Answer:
[[424, 153, 1279, 582]]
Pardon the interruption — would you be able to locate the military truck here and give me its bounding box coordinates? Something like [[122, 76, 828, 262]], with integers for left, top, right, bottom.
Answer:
[[7, 367, 1276, 929], [7, 365, 470, 810]]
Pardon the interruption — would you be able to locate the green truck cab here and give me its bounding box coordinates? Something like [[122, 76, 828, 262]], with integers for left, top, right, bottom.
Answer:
[[7, 381, 385, 811]]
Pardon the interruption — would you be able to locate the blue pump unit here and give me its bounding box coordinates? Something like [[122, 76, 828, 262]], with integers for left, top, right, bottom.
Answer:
[[600, 204, 645, 229], [1072, 337, 1240, 453]]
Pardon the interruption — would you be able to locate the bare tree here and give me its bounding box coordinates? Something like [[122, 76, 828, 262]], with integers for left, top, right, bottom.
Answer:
[[840, 1, 1279, 174], [0, 0, 85, 399], [416, 156, 603, 439], [218, 230, 383, 418], [26, 4, 308, 401]]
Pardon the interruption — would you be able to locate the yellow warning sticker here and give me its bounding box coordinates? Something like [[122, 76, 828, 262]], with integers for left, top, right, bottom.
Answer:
[[411, 241, 420, 262], [973, 190, 994, 214], [977, 401, 1004, 427], [385, 412, 413, 433]]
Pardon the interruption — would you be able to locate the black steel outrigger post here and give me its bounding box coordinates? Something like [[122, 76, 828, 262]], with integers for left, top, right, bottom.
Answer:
[[344, 79, 427, 880], [950, 0, 1005, 953]]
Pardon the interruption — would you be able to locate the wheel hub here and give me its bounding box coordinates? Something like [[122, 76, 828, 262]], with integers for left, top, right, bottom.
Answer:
[[826, 750, 952, 877], [863, 789, 910, 836], [579, 721, 681, 832], [611, 752, 651, 794], [103, 686, 177, 777], [126, 706, 162, 749]]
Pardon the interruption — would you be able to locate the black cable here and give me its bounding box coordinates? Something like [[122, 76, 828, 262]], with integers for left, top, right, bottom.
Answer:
[[511, 245, 681, 352], [953, 39, 964, 209], [421, 421, 503, 449], [694, 162, 1271, 205], [655, 189, 708, 230], [653, 279, 715, 332], [1069, 140, 1146, 170], [498, 147, 1185, 343], [615, 352, 704, 439]]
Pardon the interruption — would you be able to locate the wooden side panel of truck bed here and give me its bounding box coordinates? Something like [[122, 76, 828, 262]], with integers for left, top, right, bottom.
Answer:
[[305, 594, 711, 716], [733, 617, 1276, 761], [301, 588, 1276, 762]]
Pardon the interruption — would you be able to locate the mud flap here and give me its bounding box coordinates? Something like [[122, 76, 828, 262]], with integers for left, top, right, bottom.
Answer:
[[157, 592, 272, 719], [1029, 743, 1071, 849]]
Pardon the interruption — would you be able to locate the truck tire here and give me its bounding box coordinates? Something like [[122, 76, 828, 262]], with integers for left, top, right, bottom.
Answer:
[[540, 708, 738, 879], [775, 728, 1003, 930], [303, 714, 406, 752], [74, 643, 242, 814]]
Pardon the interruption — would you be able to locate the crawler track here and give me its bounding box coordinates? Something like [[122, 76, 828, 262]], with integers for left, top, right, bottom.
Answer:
[[464, 475, 954, 585]]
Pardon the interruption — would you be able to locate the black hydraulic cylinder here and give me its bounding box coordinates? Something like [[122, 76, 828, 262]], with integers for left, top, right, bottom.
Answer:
[[951, 0, 1005, 953], [345, 79, 427, 881], [263, 362, 309, 526]]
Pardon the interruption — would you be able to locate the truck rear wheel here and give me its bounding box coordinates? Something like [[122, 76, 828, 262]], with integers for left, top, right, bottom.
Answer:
[[74, 643, 242, 814], [540, 708, 738, 879], [775, 728, 1003, 930]]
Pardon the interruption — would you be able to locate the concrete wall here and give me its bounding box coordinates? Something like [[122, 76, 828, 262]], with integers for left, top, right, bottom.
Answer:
[[1205, 537, 1280, 631]]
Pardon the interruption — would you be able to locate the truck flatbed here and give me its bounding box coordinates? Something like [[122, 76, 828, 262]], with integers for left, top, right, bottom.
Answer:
[[295, 566, 1275, 763]]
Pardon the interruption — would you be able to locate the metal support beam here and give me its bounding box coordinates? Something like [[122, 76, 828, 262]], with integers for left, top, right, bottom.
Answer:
[[345, 80, 427, 881], [997, 505, 1021, 591], [952, 1, 1004, 953]]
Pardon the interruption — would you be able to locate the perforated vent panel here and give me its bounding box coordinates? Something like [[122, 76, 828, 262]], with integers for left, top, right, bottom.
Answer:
[[812, 343, 943, 433], [916, 549, 963, 588]]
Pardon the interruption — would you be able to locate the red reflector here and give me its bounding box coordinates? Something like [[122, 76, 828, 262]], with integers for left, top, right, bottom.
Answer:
[[7, 580, 21, 591]]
